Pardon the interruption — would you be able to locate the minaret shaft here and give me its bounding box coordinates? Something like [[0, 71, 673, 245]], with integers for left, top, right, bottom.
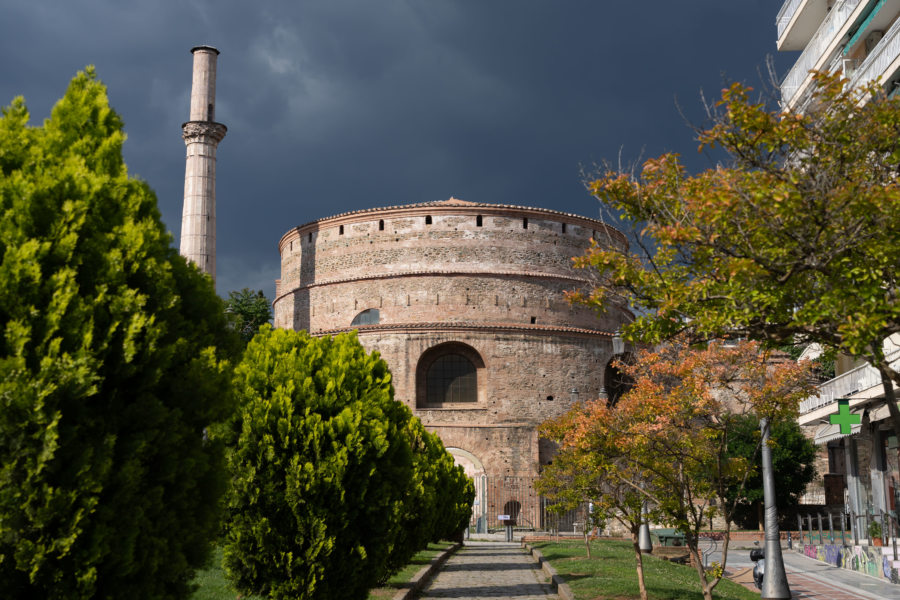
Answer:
[[180, 45, 226, 279]]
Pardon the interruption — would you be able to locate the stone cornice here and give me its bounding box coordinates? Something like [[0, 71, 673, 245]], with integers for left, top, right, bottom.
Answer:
[[291, 269, 595, 292], [182, 120, 227, 142], [311, 321, 614, 338]]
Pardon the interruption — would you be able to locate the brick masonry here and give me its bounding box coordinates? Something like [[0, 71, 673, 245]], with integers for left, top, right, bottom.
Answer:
[[273, 198, 630, 481]]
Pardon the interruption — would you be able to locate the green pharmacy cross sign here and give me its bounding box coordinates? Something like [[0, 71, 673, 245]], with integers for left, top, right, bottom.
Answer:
[[829, 399, 861, 435]]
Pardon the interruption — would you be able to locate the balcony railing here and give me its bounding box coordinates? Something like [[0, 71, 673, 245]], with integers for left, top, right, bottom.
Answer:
[[799, 347, 900, 414], [848, 12, 900, 89], [778, 0, 809, 40], [782, 0, 864, 105]]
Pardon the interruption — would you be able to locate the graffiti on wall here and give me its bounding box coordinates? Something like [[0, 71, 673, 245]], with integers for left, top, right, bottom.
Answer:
[[802, 544, 896, 582]]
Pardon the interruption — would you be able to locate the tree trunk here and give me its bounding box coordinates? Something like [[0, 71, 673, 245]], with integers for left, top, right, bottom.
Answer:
[[583, 528, 591, 559], [687, 536, 715, 600], [758, 501, 764, 532], [631, 530, 648, 600]]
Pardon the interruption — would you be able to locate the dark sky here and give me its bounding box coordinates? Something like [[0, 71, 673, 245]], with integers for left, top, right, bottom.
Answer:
[[1, 2, 796, 298]]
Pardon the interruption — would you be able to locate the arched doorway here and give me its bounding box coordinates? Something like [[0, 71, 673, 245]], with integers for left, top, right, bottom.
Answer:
[[447, 447, 488, 533]]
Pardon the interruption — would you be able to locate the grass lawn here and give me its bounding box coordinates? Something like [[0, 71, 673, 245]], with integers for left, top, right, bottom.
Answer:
[[367, 541, 455, 599], [190, 542, 455, 600], [531, 539, 759, 600]]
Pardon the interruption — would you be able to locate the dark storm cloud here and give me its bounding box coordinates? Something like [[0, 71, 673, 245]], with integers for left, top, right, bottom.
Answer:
[[1, 1, 794, 297]]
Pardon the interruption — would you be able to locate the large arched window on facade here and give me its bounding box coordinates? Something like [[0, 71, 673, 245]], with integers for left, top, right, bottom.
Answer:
[[427, 354, 476, 404], [416, 342, 485, 408]]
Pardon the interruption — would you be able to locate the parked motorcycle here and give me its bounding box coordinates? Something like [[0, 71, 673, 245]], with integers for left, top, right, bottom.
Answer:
[[750, 547, 765, 590]]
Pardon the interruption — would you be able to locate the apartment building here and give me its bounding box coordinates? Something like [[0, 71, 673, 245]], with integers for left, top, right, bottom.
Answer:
[[778, 0, 900, 109], [777, 0, 900, 571]]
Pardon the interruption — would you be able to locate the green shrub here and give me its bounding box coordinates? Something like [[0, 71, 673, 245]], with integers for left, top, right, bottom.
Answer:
[[221, 327, 417, 600], [0, 68, 237, 599], [382, 421, 473, 581]]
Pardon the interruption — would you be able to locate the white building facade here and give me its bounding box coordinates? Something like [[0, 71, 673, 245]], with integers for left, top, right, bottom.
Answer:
[[778, 0, 900, 576]]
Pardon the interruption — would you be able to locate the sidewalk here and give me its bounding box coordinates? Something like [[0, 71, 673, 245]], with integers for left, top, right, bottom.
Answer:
[[419, 540, 558, 599], [724, 548, 900, 599], [782, 551, 900, 599]]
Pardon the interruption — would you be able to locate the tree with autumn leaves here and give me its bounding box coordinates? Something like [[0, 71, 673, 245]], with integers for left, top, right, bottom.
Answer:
[[538, 339, 811, 600], [574, 72, 900, 434]]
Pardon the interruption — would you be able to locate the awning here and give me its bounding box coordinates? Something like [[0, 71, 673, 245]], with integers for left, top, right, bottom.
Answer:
[[814, 422, 862, 445]]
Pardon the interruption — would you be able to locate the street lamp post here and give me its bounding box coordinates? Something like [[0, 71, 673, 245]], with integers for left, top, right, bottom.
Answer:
[[639, 498, 653, 553], [760, 417, 791, 599]]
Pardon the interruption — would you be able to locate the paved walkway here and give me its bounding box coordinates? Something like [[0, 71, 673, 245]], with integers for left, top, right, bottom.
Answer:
[[420, 541, 558, 599]]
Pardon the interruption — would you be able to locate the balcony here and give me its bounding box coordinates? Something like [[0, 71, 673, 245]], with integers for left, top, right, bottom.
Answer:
[[848, 7, 900, 90], [778, 0, 832, 51], [799, 347, 900, 416], [781, 0, 866, 108]]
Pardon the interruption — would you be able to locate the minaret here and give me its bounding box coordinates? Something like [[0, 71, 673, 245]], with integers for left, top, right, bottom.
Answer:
[[180, 45, 226, 279]]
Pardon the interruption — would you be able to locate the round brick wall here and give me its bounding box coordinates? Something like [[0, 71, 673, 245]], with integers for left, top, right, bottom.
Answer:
[[274, 198, 630, 480]]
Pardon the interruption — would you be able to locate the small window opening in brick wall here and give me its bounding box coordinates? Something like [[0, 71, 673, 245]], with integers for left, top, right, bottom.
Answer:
[[308, 232, 312, 243], [379, 219, 384, 230], [530, 316, 536, 324], [476, 215, 483, 227], [523, 217, 528, 229], [546, 395, 554, 401], [562, 222, 567, 233], [425, 215, 432, 225], [339, 225, 344, 235]]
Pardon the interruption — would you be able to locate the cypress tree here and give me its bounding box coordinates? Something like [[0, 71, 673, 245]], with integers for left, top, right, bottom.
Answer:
[[222, 327, 415, 600], [0, 68, 237, 599]]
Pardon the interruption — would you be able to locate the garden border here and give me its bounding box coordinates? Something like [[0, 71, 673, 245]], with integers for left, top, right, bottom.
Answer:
[[392, 542, 462, 600], [523, 542, 576, 600]]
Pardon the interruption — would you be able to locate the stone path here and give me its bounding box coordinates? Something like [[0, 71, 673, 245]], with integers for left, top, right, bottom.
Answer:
[[420, 541, 558, 599]]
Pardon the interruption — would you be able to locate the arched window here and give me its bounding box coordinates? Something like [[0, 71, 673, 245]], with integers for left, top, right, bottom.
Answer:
[[427, 354, 476, 404], [416, 342, 485, 408], [604, 353, 634, 407], [351, 308, 380, 326]]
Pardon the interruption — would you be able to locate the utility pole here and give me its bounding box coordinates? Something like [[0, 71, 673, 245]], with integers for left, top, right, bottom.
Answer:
[[760, 417, 791, 599]]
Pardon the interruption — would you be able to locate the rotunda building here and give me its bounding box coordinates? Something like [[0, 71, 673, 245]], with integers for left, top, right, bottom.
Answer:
[[274, 197, 630, 529]]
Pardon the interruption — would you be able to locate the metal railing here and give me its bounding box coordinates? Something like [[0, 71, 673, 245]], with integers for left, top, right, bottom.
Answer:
[[848, 13, 900, 89], [799, 347, 900, 414], [798, 509, 900, 558], [782, 0, 864, 105], [777, 0, 809, 40]]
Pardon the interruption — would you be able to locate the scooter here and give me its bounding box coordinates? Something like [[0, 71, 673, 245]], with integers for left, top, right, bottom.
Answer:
[[750, 547, 765, 590]]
